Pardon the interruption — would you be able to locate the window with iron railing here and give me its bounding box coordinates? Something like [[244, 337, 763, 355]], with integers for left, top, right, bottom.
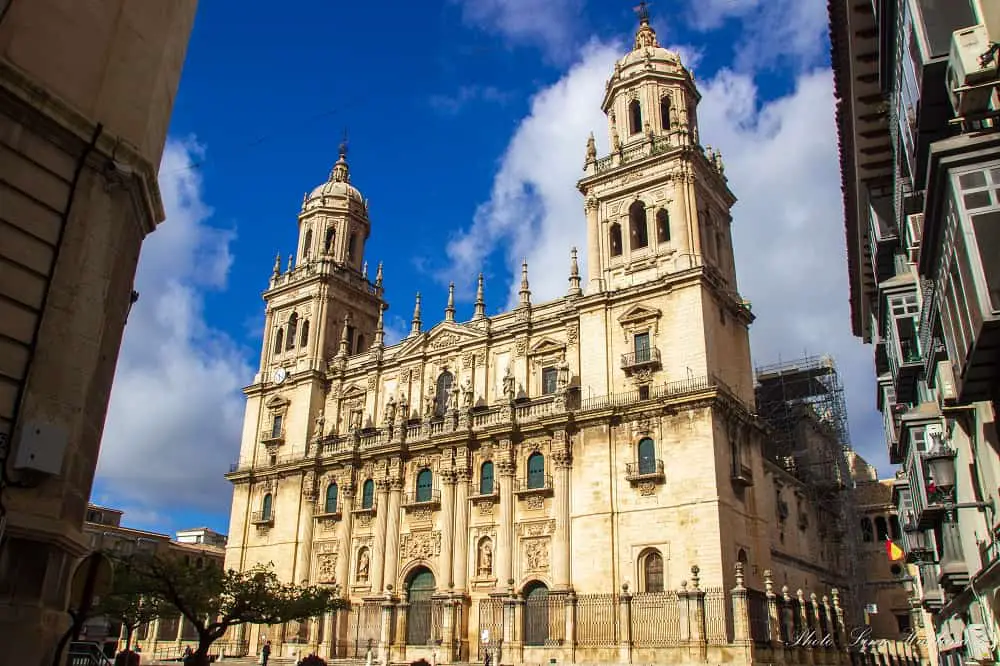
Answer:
[[953, 165, 1000, 311]]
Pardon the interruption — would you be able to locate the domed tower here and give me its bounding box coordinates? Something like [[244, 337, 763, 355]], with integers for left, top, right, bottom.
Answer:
[[258, 139, 385, 389], [578, 3, 737, 294]]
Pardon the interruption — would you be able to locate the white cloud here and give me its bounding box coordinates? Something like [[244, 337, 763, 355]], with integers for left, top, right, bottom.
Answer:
[[95, 139, 253, 514], [682, 0, 830, 71], [452, 0, 585, 62], [445, 40, 622, 308], [447, 52, 887, 471], [429, 85, 513, 116]]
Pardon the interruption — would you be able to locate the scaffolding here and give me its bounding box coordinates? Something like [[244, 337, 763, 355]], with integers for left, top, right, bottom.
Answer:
[[753, 354, 862, 624]]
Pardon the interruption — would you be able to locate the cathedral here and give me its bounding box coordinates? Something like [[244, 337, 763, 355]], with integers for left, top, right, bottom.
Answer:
[[221, 10, 893, 666]]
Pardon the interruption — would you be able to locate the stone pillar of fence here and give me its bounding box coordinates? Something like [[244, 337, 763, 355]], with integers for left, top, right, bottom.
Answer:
[[320, 610, 335, 658], [679, 580, 691, 644], [503, 584, 521, 665], [797, 590, 815, 666], [688, 565, 708, 662], [764, 570, 783, 649], [731, 562, 751, 647], [393, 599, 407, 659], [618, 584, 633, 664], [442, 597, 456, 663], [831, 588, 847, 649], [564, 590, 577, 659], [379, 591, 395, 665], [307, 616, 320, 654]]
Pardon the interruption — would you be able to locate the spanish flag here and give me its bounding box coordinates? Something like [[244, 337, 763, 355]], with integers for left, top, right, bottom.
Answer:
[[886, 538, 905, 562]]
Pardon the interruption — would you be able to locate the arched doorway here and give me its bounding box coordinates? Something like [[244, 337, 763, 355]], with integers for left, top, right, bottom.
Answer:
[[405, 567, 436, 645], [522, 581, 550, 646]]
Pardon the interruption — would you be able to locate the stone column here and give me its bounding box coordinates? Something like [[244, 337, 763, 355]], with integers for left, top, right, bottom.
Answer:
[[585, 197, 603, 293], [552, 439, 572, 590], [295, 472, 317, 585], [496, 445, 516, 590], [452, 467, 471, 593], [618, 586, 632, 664], [442, 597, 456, 662], [440, 469, 458, 585], [688, 566, 707, 662], [335, 483, 356, 592], [379, 594, 395, 665], [730, 563, 751, 646], [308, 617, 320, 653], [383, 476, 404, 590], [370, 479, 391, 594], [321, 611, 335, 658]]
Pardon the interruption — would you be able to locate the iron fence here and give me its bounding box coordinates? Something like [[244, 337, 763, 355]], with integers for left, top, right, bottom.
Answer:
[[747, 589, 772, 646], [630, 591, 682, 647], [477, 597, 505, 660], [342, 600, 382, 658], [575, 593, 619, 647], [523, 592, 565, 647], [703, 588, 731, 645]]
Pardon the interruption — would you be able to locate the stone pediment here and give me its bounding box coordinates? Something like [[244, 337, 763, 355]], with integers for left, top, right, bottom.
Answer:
[[393, 322, 486, 359], [527, 337, 566, 357], [265, 394, 290, 408], [340, 383, 366, 399], [618, 305, 661, 325]]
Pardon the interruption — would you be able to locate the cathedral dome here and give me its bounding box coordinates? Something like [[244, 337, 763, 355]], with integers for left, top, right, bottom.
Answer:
[[303, 141, 363, 208]]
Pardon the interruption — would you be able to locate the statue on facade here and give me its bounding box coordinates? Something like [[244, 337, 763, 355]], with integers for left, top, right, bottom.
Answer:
[[357, 549, 370, 582], [448, 382, 460, 412], [478, 540, 493, 576], [556, 353, 570, 392], [398, 394, 409, 422], [585, 132, 596, 165], [424, 388, 436, 418], [350, 410, 362, 432], [384, 396, 396, 426], [314, 413, 325, 437], [502, 367, 516, 402], [461, 377, 473, 408]]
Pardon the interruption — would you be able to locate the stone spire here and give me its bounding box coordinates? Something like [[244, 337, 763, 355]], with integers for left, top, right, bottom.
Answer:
[[337, 313, 351, 358], [568, 247, 582, 296], [518, 259, 531, 307], [410, 292, 422, 337], [374, 261, 384, 289], [445, 282, 456, 322], [373, 305, 385, 349], [585, 132, 596, 165], [473, 273, 486, 319], [272, 253, 281, 277], [287, 254, 294, 273], [633, 0, 658, 50], [362, 261, 368, 279], [329, 132, 350, 183]]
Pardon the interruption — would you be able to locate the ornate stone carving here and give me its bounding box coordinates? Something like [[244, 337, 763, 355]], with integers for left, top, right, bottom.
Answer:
[[318, 517, 338, 532], [316, 553, 337, 583], [357, 512, 374, 528], [517, 520, 556, 538], [409, 507, 433, 524], [367, 375, 377, 390], [462, 352, 474, 369], [515, 340, 527, 356], [526, 494, 545, 510], [399, 531, 442, 561], [432, 333, 461, 349], [566, 323, 579, 345], [638, 481, 657, 496], [524, 538, 550, 572], [477, 500, 495, 516], [302, 471, 317, 501]]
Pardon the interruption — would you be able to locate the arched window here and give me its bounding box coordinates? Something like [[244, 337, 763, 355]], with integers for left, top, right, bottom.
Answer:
[[303, 229, 313, 259], [274, 328, 284, 354], [348, 233, 357, 261], [435, 370, 453, 417], [523, 581, 550, 646], [361, 479, 375, 509], [660, 95, 671, 130], [324, 227, 335, 254], [300, 320, 310, 348], [406, 568, 436, 645], [637, 438, 656, 475], [861, 517, 874, 542], [287, 313, 298, 351], [629, 200, 649, 249], [324, 483, 338, 514], [416, 468, 433, 503], [609, 223, 623, 257], [480, 461, 495, 495], [527, 452, 545, 489], [656, 209, 670, 243], [261, 493, 273, 520], [628, 99, 642, 135], [875, 516, 889, 541], [640, 549, 664, 593]]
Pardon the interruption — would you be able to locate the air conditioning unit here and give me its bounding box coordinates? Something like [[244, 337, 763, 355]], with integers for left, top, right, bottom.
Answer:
[[947, 24, 999, 116], [935, 360, 958, 406], [905, 213, 924, 263], [964, 624, 993, 661]]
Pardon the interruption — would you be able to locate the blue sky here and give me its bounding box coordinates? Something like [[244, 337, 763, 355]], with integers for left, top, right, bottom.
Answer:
[[92, 0, 883, 537]]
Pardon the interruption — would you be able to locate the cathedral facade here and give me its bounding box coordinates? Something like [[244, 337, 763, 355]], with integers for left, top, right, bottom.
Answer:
[[222, 12, 889, 666]]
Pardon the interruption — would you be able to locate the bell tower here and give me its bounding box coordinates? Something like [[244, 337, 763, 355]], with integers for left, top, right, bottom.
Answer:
[[578, 4, 738, 294], [258, 139, 385, 385]]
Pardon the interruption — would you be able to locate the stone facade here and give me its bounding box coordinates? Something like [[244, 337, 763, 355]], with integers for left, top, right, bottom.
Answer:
[[224, 10, 918, 665], [0, 2, 197, 664]]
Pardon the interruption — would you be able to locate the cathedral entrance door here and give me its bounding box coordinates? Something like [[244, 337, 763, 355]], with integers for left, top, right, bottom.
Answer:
[[406, 568, 436, 645], [522, 581, 550, 646]]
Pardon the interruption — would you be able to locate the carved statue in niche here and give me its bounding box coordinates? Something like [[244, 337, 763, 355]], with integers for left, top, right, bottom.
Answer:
[[478, 538, 494, 576], [449, 382, 460, 411], [350, 410, 363, 431], [424, 389, 436, 418], [314, 413, 325, 437], [384, 396, 396, 426], [398, 394, 409, 421], [461, 377, 473, 408], [556, 353, 570, 391], [357, 548, 370, 582], [502, 367, 516, 402]]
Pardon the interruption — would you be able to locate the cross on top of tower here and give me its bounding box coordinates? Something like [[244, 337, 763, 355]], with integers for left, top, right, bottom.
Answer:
[[632, 1, 659, 49], [330, 128, 350, 183], [634, 1, 651, 24]]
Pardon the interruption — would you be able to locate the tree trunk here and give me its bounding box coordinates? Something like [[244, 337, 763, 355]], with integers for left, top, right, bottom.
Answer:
[[124, 625, 134, 653], [191, 633, 215, 666]]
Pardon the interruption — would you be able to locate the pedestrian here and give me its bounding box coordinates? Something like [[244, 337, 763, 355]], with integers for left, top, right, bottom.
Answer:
[[261, 641, 271, 666]]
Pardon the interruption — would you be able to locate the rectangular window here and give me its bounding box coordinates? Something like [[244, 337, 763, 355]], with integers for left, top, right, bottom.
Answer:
[[541, 367, 557, 395], [955, 165, 1000, 312], [271, 414, 283, 439], [634, 332, 650, 363], [638, 385, 650, 401]]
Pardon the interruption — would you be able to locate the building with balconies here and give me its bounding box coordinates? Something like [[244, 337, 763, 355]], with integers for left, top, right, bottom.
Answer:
[[830, 0, 1000, 662]]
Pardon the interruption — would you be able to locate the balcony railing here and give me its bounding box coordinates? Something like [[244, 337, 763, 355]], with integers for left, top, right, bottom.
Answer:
[[625, 460, 665, 483], [403, 490, 441, 508], [514, 475, 554, 497], [621, 348, 661, 370], [592, 135, 675, 174], [250, 511, 274, 526], [260, 428, 285, 447]]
